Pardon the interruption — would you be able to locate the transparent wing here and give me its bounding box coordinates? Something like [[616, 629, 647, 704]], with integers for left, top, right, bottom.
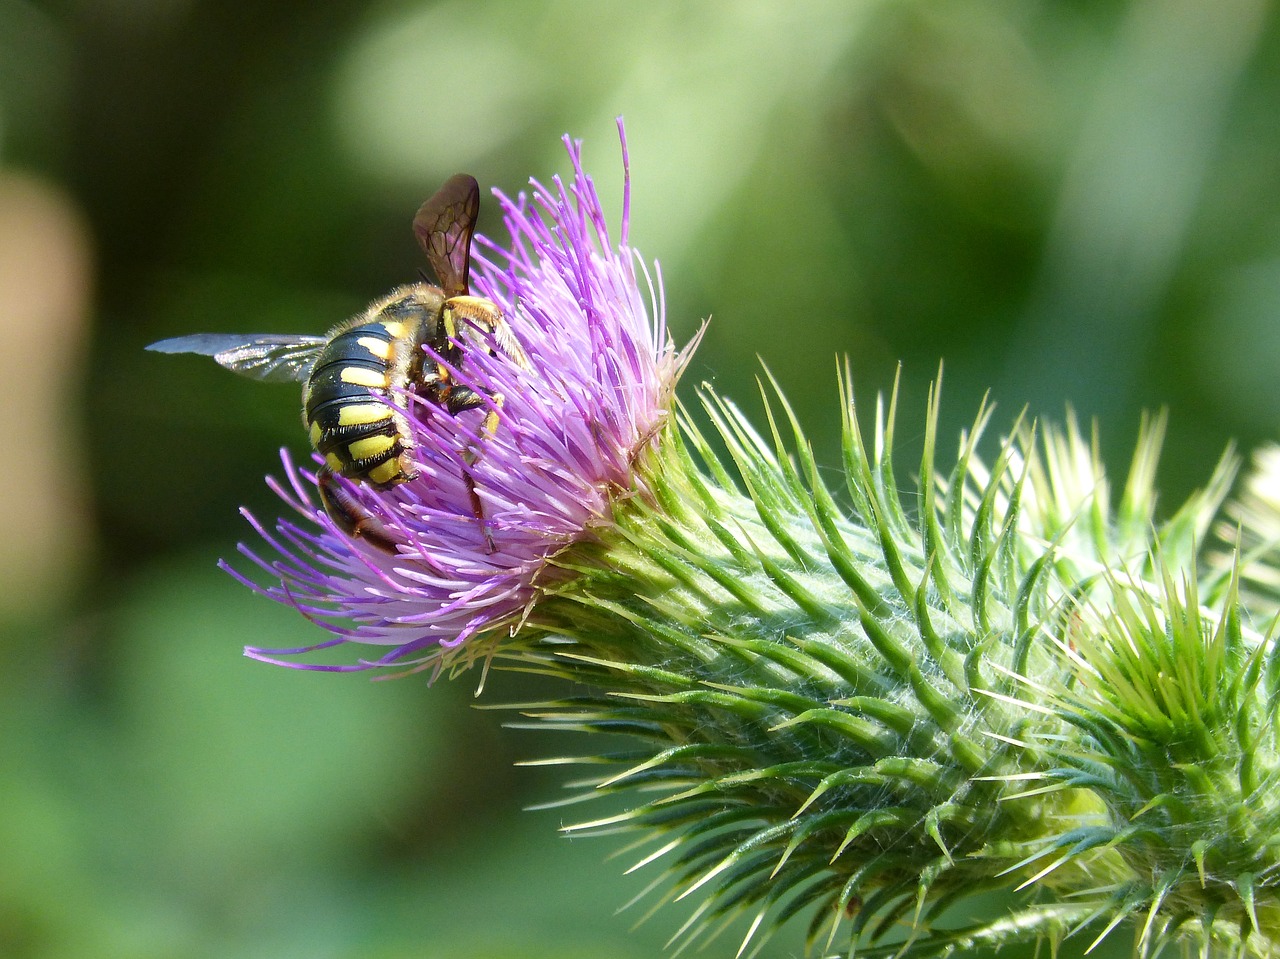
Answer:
[[413, 173, 479, 298], [147, 333, 327, 383]]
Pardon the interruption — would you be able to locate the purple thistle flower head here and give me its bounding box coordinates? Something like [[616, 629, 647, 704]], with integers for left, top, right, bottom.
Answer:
[[233, 122, 692, 674]]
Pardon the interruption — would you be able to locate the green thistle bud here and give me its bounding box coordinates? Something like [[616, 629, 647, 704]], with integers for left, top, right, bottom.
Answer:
[[513, 371, 1256, 957]]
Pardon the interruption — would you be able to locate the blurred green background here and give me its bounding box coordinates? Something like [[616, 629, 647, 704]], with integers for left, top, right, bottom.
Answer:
[[2, 0, 1278, 956]]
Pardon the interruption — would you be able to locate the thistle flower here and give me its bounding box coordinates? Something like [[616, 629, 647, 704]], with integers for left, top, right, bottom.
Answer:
[[234, 122, 688, 673], [217, 128, 1280, 959]]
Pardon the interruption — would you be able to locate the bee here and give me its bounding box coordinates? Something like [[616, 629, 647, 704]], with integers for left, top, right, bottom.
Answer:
[[148, 174, 527, 553]]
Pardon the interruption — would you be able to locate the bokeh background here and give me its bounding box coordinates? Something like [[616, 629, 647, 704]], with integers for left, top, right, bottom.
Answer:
[[2, 0, 1279, 956]]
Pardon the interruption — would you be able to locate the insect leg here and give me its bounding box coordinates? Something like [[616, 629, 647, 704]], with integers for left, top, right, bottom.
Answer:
[[435, 385, 504, 553], [443, 296, 530, 369], [317, 467, 401, 554], [443, 385, 504, 435]]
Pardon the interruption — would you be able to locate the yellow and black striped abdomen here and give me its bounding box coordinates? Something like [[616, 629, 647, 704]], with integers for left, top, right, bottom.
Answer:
[[304, 319, 418, 488]]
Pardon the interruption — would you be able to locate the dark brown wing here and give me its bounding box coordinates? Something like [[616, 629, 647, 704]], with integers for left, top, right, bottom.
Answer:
[[413, 173, 480, 298]]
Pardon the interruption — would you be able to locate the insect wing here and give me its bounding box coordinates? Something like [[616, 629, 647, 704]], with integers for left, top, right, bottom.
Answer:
[[147, 333, 327, 383], [413, 173, 480, 298]]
